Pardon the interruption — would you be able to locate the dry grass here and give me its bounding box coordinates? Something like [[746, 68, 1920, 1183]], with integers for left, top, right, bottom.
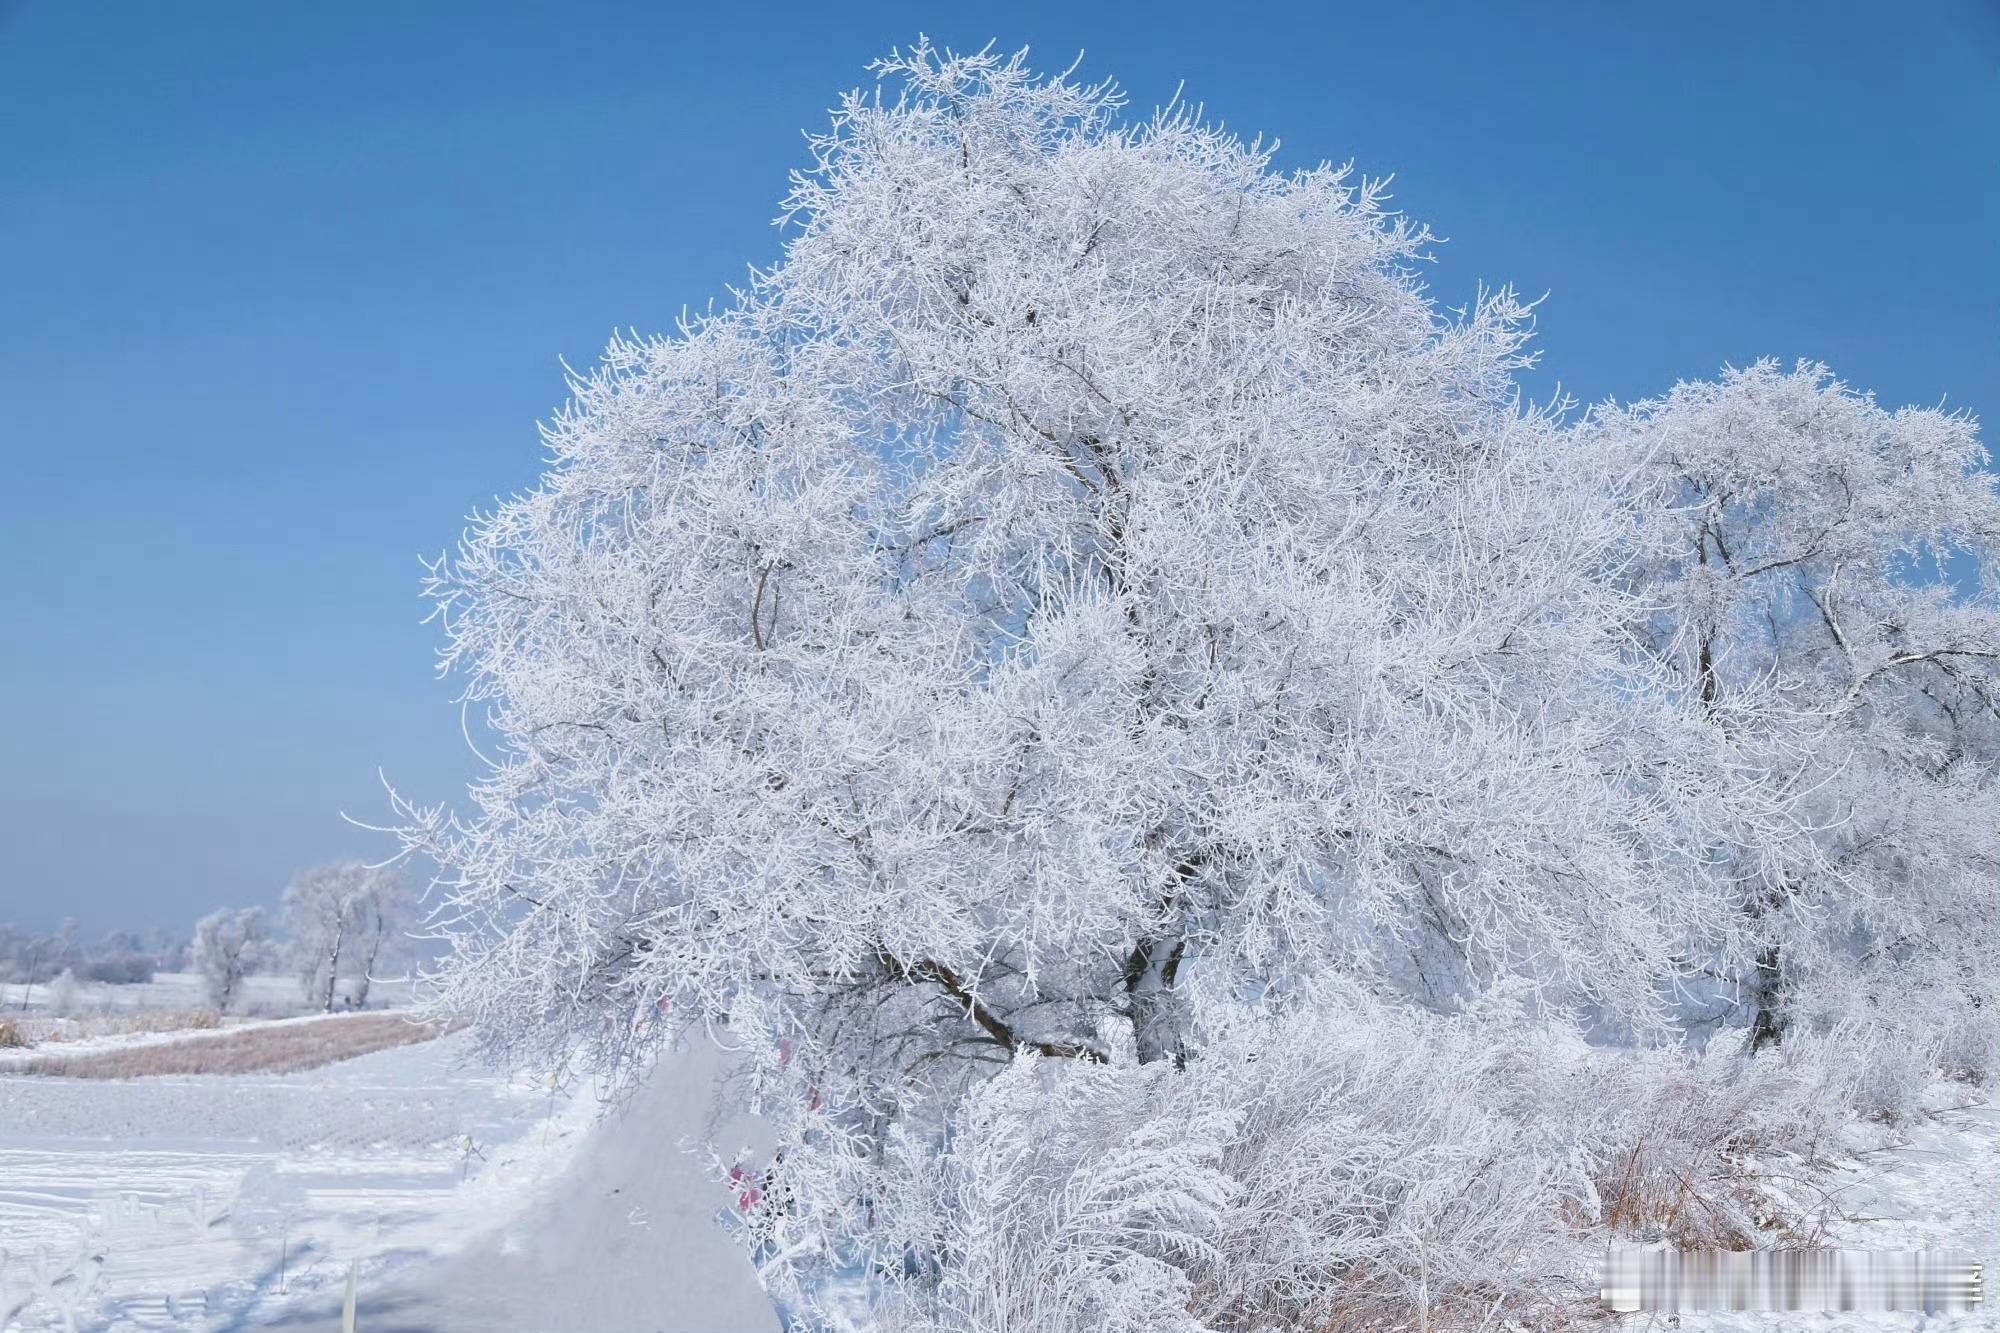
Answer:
[[3, 1012, 454, 1078], [18, 1006, 221, 1046], [0, 1017, 26, 1049]]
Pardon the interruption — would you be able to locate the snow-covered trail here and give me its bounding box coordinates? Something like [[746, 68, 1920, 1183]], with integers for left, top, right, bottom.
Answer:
[[1665, 1088, 2000, 1332], [263, 1035, 781, 1333]]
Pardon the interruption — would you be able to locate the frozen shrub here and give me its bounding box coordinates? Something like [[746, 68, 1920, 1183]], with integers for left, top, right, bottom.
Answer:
[[921, 1055, 1240, 1333], [1937, 1000, 1998, 1084], [1823, 1019, 1940, 1125], [1190, 1005, 1585, 1332], [886, 992, 1609, 1333], [872, 988, 1888, 1333], [1785, 959, 1995, 1112], [46, 968, 81, 1017], [1581, 1051, 1804, 1247]]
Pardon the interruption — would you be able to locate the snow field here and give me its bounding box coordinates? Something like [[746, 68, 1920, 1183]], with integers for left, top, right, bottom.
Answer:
[[0, 1028, 595, 1329]]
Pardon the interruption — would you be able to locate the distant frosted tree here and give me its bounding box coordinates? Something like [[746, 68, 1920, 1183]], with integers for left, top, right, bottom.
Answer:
[[283, 863, 362, 1012], [192, 907, 267, 1013], [343, 866, 417, 1008], [97, 930, 145, 956], [47, 968, 80, 1016], [282, 862, 409, 1011], [83, 930, 157, 984]]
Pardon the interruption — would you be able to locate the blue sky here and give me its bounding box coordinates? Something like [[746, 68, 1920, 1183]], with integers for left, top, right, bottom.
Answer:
[[2, 1, 1995, 935]]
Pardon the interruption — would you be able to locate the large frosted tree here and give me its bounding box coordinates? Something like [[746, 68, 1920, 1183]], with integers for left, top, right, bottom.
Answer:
[[398, 42, 1992, 1329]]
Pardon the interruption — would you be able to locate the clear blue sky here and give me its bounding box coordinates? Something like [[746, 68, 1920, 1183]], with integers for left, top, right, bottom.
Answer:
[[2, 1, 1995, 935]]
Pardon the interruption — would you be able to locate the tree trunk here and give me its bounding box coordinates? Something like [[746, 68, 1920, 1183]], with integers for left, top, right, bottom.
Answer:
[[321, 922, 345, 1013], [1749, 942, 1785, 1050], [352, 933, 380, 1008], [18, 944, 43, 1011], [1123, 936, 1188, 1067]]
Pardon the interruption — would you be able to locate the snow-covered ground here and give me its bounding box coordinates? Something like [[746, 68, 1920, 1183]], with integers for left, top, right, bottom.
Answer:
[[0, 1025, 777, 1331], [0, 1029, 576, 1328], [1664, 1086, 1999, 1332]]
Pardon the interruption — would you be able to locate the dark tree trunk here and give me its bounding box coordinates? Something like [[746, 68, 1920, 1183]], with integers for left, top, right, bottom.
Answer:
[[1123, 936, 1188, 1067], [18, 943, 46, 1011], [352, 911, 382, 1009], [321, 923, 345, 1014], [1749, 942, 1785, 1050]]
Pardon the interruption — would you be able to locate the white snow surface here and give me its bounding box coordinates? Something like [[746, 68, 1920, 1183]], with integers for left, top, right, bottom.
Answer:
[[1659, 1087, 2000, 1332], [263, 1033, 782, 1333], [0, 1027, 778, 1331]]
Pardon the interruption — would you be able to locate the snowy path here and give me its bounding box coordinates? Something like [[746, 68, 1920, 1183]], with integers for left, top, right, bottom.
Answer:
[[1661, 1088, 1999, 1332], [260, 1035, 781, 1333]]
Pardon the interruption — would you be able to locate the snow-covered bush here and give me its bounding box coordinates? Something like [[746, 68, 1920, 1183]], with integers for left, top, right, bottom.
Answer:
[[1834, 1022, 1940, 1125], [397, 39, 1997, 1331], [850, 994, 1560, 1333], [1938, 1000, 2000, 1085], [916, 1053, 1242, 1333], [1560, 1042, 1838, 1250], [46, 968, 81, 1017]]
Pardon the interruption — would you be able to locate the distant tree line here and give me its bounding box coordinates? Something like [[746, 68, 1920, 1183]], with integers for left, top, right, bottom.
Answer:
[[2, 862, 420, 1014], [0, 919, 176, 1003]]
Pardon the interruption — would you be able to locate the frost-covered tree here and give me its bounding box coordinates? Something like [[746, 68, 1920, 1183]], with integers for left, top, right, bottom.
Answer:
[[192, 907, 267, 1013], [396, 42, 1988, 1329], [342, 865, 415, 1008], [1586, 360, 2000, 1055], [282, 862, 406, 1012], [282, 865, 359, 1012]]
